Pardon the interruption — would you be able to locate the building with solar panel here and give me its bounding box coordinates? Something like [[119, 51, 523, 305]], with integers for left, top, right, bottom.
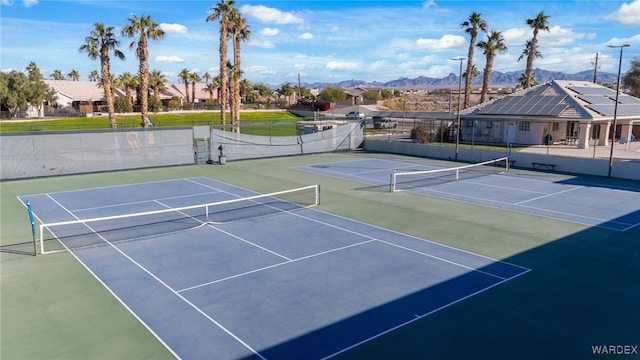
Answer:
[[460, 80, 640, 148]]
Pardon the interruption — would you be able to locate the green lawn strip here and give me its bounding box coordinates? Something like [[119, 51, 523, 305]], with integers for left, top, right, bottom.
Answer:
[[0, 111, 302, 134]]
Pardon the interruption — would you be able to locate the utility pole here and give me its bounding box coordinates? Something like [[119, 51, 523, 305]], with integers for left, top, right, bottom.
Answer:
[[592, 52, 599, 83]]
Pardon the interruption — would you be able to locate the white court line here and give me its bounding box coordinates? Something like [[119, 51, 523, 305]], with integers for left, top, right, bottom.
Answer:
[[45, 194, 268, 360], [177, 239, 376, 293], [322, 267, 531, 359], [514, 185, 584, 205], [72, 190, 224, 213]]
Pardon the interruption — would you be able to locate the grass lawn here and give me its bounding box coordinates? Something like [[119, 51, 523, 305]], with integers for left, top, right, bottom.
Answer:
[[0, 110, 302, 136]]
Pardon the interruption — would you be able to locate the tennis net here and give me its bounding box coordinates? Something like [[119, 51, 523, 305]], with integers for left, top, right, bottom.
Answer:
[[39, 184, 319, 254], [390, 157, 509, 192]]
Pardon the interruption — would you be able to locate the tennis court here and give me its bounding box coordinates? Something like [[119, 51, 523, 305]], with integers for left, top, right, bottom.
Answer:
[[18, 177, 529, 359], [298, 158, 640, 231]]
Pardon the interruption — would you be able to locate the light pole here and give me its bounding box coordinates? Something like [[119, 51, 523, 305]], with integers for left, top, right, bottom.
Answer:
[[607, 44, 629, 177], [451, 57, 466, 160]]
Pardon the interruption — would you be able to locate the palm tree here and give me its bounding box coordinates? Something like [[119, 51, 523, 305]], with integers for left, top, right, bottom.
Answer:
[[240, 78, 253, 102], [229, 10, 250, 132], [203, 72, 212, 85], [178, 68, 191, 104], [190, 71, 201, 104], [49, 69, 65, 80], [117, 72, 137, 107], [460, 11, 488, 109], [204, 81, 218, 101], [477, 30, 507, 103], [149, 69, 167, 101], [88, 70, 100, 81], [25, 62, 43, 80], [207, 0, 236, 129], [121, 15, 165, 127], [463, 64, 480, 80], [79, 23, 125, 128], [67, 70, 80, 81], [524, 11, 550, 89]]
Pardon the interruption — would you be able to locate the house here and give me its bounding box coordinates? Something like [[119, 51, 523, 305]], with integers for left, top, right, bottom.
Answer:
[[44, 80, 119, 115], [460, 80, 640, 147]]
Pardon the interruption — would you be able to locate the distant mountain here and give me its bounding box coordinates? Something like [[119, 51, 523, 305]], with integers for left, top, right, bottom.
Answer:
[[302, 68, 618, 89]]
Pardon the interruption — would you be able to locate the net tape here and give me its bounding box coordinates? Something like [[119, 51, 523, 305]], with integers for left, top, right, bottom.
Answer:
[[39, 185, 319, 254], [390, 157, 509, 192]]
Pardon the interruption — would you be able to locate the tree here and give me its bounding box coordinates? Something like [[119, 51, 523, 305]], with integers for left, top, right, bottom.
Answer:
[[524, 11, 550, 89], [518, 71, 538, 89], [149, 69, 167, 101], [0, 71, 29, 118], [26, 64, 55, 117], [190, 71, 201, 104], [461, 11, 488, 108], [623, 57, 640, 97], [463, 64, 480, 81], [79, 23, 125, 128], [363, 90, 382, 101], [319, 86, 346, 117], [178, 68, 191, 104], [121, 14, 165, 127], [203, 81, 218, 102], [207, 0, 235, 129], [67, 70, 80, 81], [116, 72, 138, 107], [240, 79, 253, 102], [88, 70, 100, 81], [477, 30, 507, 103], [49, 69, 65, 80], [229, 9, 250, 132], [280, 83, 294, 106]]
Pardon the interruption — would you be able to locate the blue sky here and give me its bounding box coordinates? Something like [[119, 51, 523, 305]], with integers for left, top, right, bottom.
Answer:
[[1, 0, 639, 86]]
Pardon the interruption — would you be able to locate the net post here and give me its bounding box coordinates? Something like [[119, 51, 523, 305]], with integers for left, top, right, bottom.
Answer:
[[39, 224, 44, 255], [455, 169, 460, 181], [506, 157, 510, 172], [316, 184, 320, 205]]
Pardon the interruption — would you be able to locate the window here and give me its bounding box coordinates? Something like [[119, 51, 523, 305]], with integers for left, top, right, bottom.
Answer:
[[552, 122, 559, 131], [518, 121, 530, 132]]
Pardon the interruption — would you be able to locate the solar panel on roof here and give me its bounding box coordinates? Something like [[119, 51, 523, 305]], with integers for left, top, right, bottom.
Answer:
[[618, 95, 640, 105], [569, 86, 615, 96], [578, 95, 612, 105], [588, 104, 640, 116]]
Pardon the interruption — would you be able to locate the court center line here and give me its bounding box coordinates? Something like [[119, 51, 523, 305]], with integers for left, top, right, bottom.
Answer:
[[177, 239, 376, 293], [153, 199, 293, 262], [45, 194, 268, 360]]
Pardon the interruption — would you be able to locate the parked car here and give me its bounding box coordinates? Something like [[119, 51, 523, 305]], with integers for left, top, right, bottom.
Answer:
[[345, 111, 365, 120], [372, 116, 398, 129]]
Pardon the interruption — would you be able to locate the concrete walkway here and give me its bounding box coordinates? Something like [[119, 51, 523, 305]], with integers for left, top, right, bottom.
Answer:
[[521, 141, 640, 161]]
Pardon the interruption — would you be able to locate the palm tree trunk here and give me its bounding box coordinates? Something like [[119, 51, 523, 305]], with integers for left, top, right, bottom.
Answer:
[[525, 31, 538, 89], [464, 34, 475, 109], [139, 35, 149, 128], [219, 27, 228, 129], [101, 55, 117, 128], [480, 54, 495, 104]]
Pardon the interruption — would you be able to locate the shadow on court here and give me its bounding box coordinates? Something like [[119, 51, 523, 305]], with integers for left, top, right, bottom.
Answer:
[[244, 209, 640, 360]]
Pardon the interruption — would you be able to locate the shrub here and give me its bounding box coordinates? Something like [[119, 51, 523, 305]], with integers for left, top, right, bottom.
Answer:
[[114, 97, 132, 113], [410, 125, 429, 143]]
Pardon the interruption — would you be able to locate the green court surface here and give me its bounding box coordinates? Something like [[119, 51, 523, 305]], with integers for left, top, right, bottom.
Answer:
[[1, 151, 639, 359]]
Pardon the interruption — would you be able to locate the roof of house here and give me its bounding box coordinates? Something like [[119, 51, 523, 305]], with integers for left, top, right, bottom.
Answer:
[[462, 80, 640, 122], [44, 80, 107, 102]]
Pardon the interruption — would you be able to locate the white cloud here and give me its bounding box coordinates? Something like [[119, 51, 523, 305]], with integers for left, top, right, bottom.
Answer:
[[249, 40, 274, 49], [160, 23, 187, 34], [295, 54, 308, 59], [1, 0, 14, 6], [298, 32, 313, 40], [330, 26, 340, 33], [246, 65, 276, 75], [239, 5, 304, 25], [414, 34, 466, 51], [260, 27, 279, 36], [423, 0, 437, 9], [155, 56, 184, 63], [606, 0, 640, 25], [326, 61, 360, 71], [23, 0, 37, 6], [294, 63, 314, 70]]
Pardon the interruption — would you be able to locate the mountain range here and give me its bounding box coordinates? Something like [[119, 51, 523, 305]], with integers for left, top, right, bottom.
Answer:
[[303, 68, 619, 89]]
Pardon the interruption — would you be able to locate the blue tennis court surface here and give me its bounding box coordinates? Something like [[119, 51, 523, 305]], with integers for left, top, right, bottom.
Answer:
[[20, 177, 528, 359], [297, 158, 640, 231]]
